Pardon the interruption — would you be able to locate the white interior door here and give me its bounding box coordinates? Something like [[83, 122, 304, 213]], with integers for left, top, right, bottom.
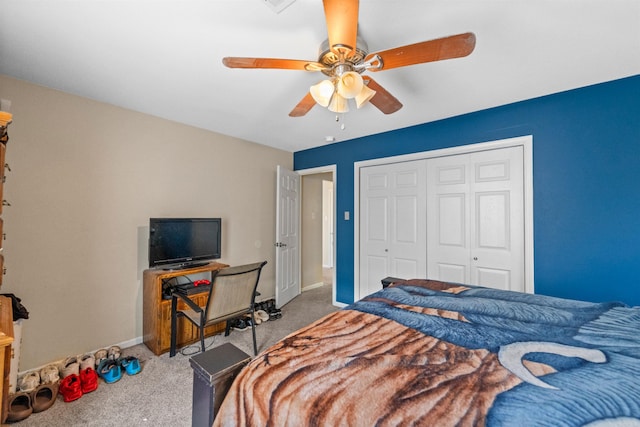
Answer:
[[359, 160, 427, 298], [427, 146, 524, 292], [275, 165, 300, 307]]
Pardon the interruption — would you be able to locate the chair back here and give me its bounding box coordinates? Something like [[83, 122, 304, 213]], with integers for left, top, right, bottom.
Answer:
[[204, 261, 267, 323]]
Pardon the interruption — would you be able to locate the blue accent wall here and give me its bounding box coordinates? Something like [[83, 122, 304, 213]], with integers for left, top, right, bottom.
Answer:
[[294, 75, 640, 306]]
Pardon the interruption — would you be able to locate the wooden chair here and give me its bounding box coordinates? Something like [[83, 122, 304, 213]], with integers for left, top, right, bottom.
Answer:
[[170, 261, 267, 357]]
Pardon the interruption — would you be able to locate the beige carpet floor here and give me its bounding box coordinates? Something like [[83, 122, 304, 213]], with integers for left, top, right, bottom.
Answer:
[[16, 284, 338, 426]]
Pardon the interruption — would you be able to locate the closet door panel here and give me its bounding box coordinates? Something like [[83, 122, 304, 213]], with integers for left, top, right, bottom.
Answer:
[[428, 146, 525, 292], [359, 160, 426, 298], [470, 147, 524, 292], [427, 157, 471, 283]]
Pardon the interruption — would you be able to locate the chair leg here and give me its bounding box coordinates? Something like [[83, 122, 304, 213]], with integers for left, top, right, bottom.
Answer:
[[250, 310, 258, 356], [170, 296, 178, 357], [224, 319, 233, 337]]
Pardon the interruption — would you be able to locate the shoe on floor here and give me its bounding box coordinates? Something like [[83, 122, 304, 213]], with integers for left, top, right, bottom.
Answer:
[[31, 383, 58, 413], [255, 310, 269, 322], [39, 364, 60, 384], [252, 314, 262, 325], [7, 392, 33, 422], [18, 371, 40, 393], [94, 349, 108, 368], [234, 318, 249, 331], [97, 359, 122, 384], [107, 345, 121, 360], [243, 317, 255, 328], [80, 353, 96, 371], [80, 367, 99, 393], [59, 374, 83, 402], [119, 356, 142, 376], [268, 308, 282, 320], [61, 356, 79, 378]]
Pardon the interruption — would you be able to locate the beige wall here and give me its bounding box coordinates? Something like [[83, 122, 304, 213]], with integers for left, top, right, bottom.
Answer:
[[0, 75, 292, 370], [301, 173, 332, 288]]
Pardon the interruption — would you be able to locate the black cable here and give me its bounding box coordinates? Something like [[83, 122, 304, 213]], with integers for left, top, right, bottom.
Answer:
[[178, 335, 218, 356]]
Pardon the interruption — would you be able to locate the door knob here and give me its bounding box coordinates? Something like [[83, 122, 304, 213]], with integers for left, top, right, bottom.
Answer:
[[473, 257, 478, 261]]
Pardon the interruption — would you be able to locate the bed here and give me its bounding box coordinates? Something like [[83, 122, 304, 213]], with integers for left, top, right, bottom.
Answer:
[[213, 279, 640, 426]]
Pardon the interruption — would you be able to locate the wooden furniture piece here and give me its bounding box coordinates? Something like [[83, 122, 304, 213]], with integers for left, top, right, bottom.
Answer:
[[143, 262, 228, 355], [381, 276, 404, 288], [189, 343, 250, 427], [0, 113, 13, 423], [0, 296, 14, 424]]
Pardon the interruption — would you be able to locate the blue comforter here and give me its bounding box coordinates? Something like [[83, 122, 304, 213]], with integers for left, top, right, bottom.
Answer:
[[350, 280, 640, 426]]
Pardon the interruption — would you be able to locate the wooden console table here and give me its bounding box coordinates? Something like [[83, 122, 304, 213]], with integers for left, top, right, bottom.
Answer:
[[143, 262, 228, 355]]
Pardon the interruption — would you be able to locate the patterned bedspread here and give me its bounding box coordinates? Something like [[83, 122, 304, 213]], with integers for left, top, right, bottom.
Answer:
[[214, 279, 640, 426]]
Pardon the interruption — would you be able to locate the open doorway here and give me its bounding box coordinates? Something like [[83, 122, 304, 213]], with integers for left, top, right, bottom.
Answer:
[[299, 166, 336, 305]]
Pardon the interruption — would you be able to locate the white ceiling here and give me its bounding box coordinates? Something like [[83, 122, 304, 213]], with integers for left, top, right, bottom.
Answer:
[[1, 0, 639, 152]]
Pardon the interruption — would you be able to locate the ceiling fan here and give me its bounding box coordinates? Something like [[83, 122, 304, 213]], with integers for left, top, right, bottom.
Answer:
[[222, 0, 476, 117]]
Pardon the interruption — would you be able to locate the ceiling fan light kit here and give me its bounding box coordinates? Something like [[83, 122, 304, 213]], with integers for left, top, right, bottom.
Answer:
[[310, 70, 376, 113], [222, 0, 476, 119]]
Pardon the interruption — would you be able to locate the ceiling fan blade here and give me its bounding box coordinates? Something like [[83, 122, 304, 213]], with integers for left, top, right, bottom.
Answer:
[[222, 57, 325, 71], [366, 32, 476, 72], [323, 0, 358, 55], [363, 77, 403, 114], [289, 92, 316, 117]]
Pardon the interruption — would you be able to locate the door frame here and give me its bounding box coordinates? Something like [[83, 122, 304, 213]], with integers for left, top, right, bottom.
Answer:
[[354, 135, 534, 301], [297, 164, 338, 306]]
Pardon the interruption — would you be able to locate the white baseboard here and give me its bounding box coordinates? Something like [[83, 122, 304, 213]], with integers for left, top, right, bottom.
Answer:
[[301, 282, 325, 292], [116, 336, 144, 350]]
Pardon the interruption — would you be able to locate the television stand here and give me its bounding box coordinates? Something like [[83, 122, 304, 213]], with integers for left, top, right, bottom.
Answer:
[[143, 261, 229, 355]]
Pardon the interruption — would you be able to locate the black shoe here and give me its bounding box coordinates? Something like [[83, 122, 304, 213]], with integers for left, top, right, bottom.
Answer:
[[267, 307, 282, 320], [234, 318, 249, 331]]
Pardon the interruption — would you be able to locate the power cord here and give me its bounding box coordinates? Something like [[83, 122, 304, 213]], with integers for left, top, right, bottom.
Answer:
[[178, 335, 219, 357]]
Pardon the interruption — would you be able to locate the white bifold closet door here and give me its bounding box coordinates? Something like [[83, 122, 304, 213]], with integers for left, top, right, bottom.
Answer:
[[426, 146, 525, 292], [359, 160, 427, 298]]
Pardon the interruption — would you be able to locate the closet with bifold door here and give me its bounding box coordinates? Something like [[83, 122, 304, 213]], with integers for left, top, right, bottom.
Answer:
[[358, 140, 528, 299]]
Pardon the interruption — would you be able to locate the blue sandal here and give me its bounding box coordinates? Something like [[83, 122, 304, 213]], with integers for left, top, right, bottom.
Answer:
[[118, 356, 141, 376], [97, 359, 122, 383]]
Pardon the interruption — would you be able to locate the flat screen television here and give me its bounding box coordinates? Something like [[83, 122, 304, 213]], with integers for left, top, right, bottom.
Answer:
[[148, 218, 222, 269]]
